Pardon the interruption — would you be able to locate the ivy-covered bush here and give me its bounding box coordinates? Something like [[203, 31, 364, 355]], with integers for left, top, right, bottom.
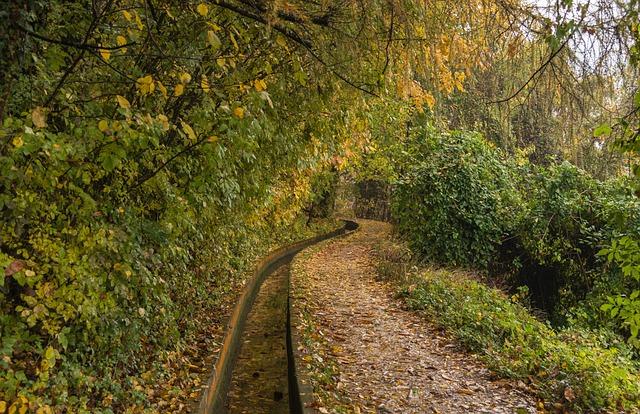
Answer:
[[392, 127, 521, 267], [391, 123, 640, 349], [513, 162, 640, 319]]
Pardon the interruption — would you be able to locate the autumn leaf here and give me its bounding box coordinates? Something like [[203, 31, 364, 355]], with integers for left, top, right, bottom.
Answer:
[[12, 136, 23, 148], [196, 3, 208, 16], [99, 48, 111, 61], [424, 92, 436, 110], [116, 35, 127, 46], [174, 84, 185, 97], [134, 12, 144, 30], [116, 95, 131, 109], [179, 72, 192, 84], [32, 106, 47, 128], [4, 261, 26, 277], [98, 120, 109, 132], [181, 120, 196, 140], [564, 386, 576, 402], [122, 10, 132, 21], [207, 30, 221, 51], [201, 75, 210, 92], [157, 114, 170, 131], [276, 35, 287, 48], [137, 75, 155, 96], [254, 79, 267, 92], [157, 81, 168, 98], [233, 107, 245, 119], [229, 32, 239, 50]]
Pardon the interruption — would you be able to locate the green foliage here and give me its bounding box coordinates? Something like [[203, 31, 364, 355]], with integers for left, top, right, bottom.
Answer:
[[600, 236, 640, 346], [392, 126, 521, 267], [391, 123, 640, 346], [401, 269, 640, 411], [0, 0, 378, 410]]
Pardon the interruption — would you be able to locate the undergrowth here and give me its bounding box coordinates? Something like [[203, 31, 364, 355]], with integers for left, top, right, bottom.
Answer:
[[375, 237, 640, 413]]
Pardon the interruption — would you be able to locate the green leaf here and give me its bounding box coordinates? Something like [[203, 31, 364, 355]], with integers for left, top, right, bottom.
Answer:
[[593, 123, 612, 137], [600, 303, 613, 311]]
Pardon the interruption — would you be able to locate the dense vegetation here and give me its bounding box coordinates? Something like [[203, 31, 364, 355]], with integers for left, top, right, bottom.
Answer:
[[391, 125, 640, 341], [375, 239, 640, 411], [1, 0, 640, 411], [0, 0, 389, 411]]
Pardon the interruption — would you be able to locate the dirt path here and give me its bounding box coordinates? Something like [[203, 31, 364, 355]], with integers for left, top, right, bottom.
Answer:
[[291, 220, 537, 414], [226, 264, 290, 413]]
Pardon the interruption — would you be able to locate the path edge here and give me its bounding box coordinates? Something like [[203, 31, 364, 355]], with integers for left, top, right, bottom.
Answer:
[[287, 220, 359, 414], [197, 219, 358, 414]]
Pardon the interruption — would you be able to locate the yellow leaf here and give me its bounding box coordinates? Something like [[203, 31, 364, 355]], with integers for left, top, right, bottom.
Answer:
[[233, 107, 245, 119], [207, 135, 218, 143], [157, 114, 170, 131], [157, 81, 167, 98], [180, 120, 196, 140], [98, 120, 109, 132], [196, 3, 208, 16], [276, 35, 287, 48], [116, 35, 127, 46], [216, 57, 225, 68], [122, 10, 132, 21], [454, 71, 465, 92], [99, 48, 110, 61], [229, 32, 239, 50], [136, 75, 155, 96], [179, 72, 192, 84], [12, 136, 23, 148], [424, 92, 436, 110], [7, 404, 15, 414], [0, 401, 6, 413], [134, 12, 144, 30], [18, 406, 26, 414], [254, 79, 266, 92], [31, 107, 47, 128], [116, 95, 131, 109], [201, 75, 210, 92], [174, 84, 184, 97]]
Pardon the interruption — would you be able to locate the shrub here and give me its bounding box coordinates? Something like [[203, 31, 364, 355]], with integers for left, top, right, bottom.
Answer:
[[392, 127, 521, 268]]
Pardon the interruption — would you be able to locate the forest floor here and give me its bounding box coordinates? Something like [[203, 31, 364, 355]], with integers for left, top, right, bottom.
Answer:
[[291, 220, 539, 414]]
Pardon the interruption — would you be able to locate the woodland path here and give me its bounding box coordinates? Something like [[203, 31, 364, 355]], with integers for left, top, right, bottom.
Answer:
[[291, 220, 538, 414]]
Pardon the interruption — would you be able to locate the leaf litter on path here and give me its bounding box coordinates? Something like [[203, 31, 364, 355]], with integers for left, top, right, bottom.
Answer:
[[291, 220, 539, 414]]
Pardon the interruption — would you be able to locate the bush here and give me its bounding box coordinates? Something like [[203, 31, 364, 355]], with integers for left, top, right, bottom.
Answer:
[[392, 127, 521, 268]]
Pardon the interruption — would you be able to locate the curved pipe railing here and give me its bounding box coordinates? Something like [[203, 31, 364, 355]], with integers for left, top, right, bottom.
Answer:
[[197, 220, 359, 414]]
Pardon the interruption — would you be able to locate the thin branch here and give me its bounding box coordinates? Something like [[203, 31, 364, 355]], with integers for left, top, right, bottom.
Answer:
[[488, 32, 574, 104], [14, 23, 136, 51], [214, 0, 379, 97], [129, 135, 211, 190]]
